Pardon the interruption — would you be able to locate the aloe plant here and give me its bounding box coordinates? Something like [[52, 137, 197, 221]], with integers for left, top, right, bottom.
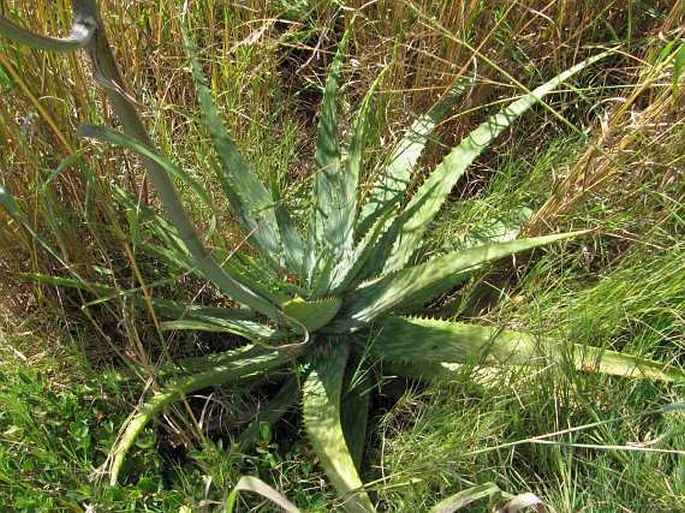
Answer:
[[2, 4, 683, 511]]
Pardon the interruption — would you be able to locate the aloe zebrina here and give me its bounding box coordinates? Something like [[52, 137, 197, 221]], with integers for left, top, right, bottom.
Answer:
[[1, 7, 683, 511]]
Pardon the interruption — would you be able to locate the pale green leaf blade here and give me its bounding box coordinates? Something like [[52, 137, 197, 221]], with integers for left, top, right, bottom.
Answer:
[[233, 476, 301, 513], [334, 232, 583, 331], [357, 76, 472, 236], [429, 482, 501, 513], [184, 28, 285, 265], [302, 342, 375, 512], [383, 52, 609, 273], [152, 298, 282, 342], [108, 345, 292, 484], [306, 27, 354, 289], [372, 316, 685, 383]]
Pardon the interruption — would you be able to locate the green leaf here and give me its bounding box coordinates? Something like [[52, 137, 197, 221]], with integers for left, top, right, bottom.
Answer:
[[108, 345, 293, 484], [184, 26, 287, 266], [382, 52, 609, 273], [341, 368, 371, 470], [330, 209, 394, 293], [357, 76, 472, 236], [281, 295, 343, 333], [334, 232, 583, 331], [79, 125, 281, 319], [306, 26, 354, 290], [0, 14, 94, 52], [0, 185, 21, 217], [152, 298, 283, 343], [302, 341, 375, 512], [371, 316, 538, 364], [272, 181, 306, 274], [372, 316, 685, 383]]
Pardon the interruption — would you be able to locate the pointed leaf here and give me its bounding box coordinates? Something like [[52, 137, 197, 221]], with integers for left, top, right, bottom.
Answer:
[[330, 208, 394, 293], [79, 125, 281, 318], [306, 27, 354, 289], [334, 232, 583, 331], [302, 342, 375, 512], [272, 181, 306, 273], [184, 27, 286, 265], [373, 316, 685, 383], [281, 295, 343, 333], [383, 52, 609, 273], [108, 345, 293, 484], [357, 76, 472, 236]]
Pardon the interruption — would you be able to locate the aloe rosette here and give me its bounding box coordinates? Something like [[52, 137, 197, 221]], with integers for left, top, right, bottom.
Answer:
[[1, 5, 683, 511]]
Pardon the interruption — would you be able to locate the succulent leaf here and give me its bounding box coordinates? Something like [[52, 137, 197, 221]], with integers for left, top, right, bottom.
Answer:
[[302, 342, 375, 512], [373, 316, 685, 382], [108, 345, 293, 485], [382, 52, 609, 273], [334, 232, 584, 331], [184, 26, 289, 267], [357, 76, 472, 236], [306, 26, 354, 290], [281, 295, 343, 333]]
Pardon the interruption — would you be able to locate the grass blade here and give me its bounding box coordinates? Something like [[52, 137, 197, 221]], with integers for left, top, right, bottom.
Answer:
[[341, 371, 371, 470], [226, 476, 301, 513], [429, 482, 501, 513], [302, 341, 375, 512], [383, 52, 609, 273]]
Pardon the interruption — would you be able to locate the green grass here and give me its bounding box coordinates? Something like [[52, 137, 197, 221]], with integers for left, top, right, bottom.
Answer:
[[1, 0, 683, 511]]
